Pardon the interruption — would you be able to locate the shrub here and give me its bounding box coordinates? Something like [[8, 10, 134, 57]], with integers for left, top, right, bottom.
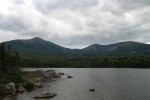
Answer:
[[6, 69, 26, 84], [0, 84, 7, 96], [24, 81, 35, 92]]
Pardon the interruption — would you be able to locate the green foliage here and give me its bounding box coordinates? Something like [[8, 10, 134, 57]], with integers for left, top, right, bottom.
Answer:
[[0, 84, 7, 96], [1, 38, 150, 68], [5, 69, 26, 84], [23, 81, 35, 92], [0, 43, 6, 71], [0, 43, 26, 96], [19, 55, 150, 68], [0, 43, 21, 72]]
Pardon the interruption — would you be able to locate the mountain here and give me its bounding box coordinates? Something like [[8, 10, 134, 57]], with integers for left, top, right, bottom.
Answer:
[[4, 37, 71, 54], [83, 41, 150, 55], [2, 37, 150, 56]]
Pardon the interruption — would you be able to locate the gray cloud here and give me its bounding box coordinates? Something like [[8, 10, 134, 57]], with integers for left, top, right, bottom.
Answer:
[[119, 0, 150, 10], [0, 0, 150, 48], [33, 0, 99, 14], [0, 14, 28, 32]]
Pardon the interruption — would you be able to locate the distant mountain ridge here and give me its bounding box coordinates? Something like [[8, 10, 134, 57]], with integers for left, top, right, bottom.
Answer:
[[83, 41, 150, 55], [2, 37, 150, 56], [4, 37, 71, 54]]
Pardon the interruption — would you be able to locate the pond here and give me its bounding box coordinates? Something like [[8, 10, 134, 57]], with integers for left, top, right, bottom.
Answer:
[[18, 68, 150, 100]]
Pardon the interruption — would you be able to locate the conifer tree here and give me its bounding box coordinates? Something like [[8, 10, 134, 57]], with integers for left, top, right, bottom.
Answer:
[[0, 43, 6, 72]]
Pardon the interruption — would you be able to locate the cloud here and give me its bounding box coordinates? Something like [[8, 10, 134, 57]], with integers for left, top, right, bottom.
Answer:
[[0, 0, 150, 48], [118, 0, 150, 10]]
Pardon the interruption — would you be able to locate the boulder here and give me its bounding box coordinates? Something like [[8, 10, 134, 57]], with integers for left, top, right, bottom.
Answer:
[[35, 83, 43, 88], [67, 75, 73, 79], [33, 92, 57, 99], [36, 70, 47, 77], [33, 77, 43, 83], [58, 72, 65, 75], [53, 73, 62, 78], [89, 89, 95, 91], [37, 70, 58, 79], [46, 70, 56, 75], [5, 82, 16, 95], [36, 70, 44, 74], [18, 86, 26, 94]]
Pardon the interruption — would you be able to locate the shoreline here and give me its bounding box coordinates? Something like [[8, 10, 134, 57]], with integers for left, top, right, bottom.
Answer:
[[1, 69, 72, 100]]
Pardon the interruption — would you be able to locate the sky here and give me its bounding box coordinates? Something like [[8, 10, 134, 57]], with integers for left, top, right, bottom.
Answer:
[[0, 0, 150, 48]]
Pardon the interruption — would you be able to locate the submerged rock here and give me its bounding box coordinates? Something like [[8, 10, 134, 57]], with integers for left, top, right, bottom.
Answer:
[[89, 89, 95, 91], [67, 75, 74, 79], [33, 92, 57, 99]]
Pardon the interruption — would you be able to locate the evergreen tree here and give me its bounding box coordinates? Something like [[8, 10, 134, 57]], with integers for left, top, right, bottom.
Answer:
[[0, 43, 21, 72], [0, 43, 6, 72]]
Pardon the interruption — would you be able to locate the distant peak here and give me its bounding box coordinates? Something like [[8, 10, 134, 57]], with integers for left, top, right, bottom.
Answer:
[[31, 37, 43, 40], [91, 44, 100, 46], [88, 44, 100, 48], [28, 37, 45, 43], [120, 41, 136, 43]]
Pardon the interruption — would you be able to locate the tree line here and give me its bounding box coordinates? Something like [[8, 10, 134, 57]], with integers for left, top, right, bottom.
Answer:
[[20, 55, 150, 68], [1, 43, 150, 68], [0, 43, 20, 73]]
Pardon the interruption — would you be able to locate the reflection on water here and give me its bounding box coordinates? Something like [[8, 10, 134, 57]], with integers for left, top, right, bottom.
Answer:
[[17, 68, 150, 100]]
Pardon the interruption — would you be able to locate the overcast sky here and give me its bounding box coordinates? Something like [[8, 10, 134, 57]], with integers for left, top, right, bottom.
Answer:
[[0, 0, 150, 48]]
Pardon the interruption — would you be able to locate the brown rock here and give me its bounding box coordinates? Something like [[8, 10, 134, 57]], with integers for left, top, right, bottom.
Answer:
[[18, 86, 26, 94], [35, 83, 43, 88], [33, 92, 57, 99], [58, 72, 65, 75], [53, 73, 62, 78]]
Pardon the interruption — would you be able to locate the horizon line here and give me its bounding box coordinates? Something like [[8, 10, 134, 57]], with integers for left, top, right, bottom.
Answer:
[[0, 37, 150, 49]]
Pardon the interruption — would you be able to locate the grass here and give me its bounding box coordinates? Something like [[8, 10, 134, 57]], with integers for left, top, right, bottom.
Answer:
[[0, 69, 43, 96], [23, 81, 35, 92]]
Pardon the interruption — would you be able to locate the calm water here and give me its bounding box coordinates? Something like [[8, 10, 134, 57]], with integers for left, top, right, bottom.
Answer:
[[18, 68, 150, 100]]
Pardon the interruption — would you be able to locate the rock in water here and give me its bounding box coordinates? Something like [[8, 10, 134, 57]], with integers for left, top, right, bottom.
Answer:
[[33, 92, 57, 99], [58, 72, 65, 75], [54, 73, 62, 78], [67, 75, 74, 79], [89, 89, 95, 91], [46, 70, 56, 75]]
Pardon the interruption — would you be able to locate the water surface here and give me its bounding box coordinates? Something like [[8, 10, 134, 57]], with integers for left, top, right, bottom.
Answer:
[[18, 68, 150, 100]]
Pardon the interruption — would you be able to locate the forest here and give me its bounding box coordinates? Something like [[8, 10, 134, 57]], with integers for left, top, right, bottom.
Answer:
[[20, 55, 150, 68], [0, 43, 20, 72], [1, 43, 150, 69]]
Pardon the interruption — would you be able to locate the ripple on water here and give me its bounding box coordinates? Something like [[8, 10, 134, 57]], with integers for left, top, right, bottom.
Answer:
[[18, 68, 150, 100]]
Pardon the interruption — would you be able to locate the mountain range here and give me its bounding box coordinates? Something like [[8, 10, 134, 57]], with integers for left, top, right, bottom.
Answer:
[[2, 37, 150, 56]]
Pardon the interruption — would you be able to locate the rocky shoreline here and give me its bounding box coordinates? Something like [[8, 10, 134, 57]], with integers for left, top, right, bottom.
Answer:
[[1, 69, 73, 100]]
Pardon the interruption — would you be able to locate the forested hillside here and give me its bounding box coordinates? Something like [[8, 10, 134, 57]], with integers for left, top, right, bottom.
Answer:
[[1, 38, 150, 68]]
